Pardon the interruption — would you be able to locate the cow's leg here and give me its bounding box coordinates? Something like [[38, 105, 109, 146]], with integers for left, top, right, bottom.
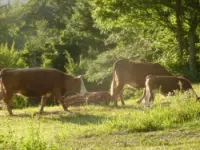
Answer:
[[114, 84, 124, 107], [106, 95, 110, 105], [53, 96, 59, 106], [144, 86, 154, 107], [137, 88, 146, 104], [54, 90, 68, 112], [104, 94, 110, 105], [149, 90, 155, 107], [119, 90, 125, 106], [40, 95, 47, 114], [105, 98, 110, 105], [144, 91, 150, 107], [3, 93, 14, 116]]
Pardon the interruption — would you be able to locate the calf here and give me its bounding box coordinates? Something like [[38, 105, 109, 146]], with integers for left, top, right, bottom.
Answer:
[[143, 75, 199, 107], [85, 91, 111, 105], [64, 91, 111, 108], [0, 68, 87, 115]]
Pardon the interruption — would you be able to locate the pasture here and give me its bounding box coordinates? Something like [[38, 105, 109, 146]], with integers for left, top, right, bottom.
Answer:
[[0, 85, 200, 149]]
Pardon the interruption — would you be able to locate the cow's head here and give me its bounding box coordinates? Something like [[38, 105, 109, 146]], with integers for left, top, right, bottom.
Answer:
[[77, 75, 87, 94], [68, 75, 87, 94]]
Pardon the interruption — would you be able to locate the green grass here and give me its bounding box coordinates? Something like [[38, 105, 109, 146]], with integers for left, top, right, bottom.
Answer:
[[0, 87, 200, 149]]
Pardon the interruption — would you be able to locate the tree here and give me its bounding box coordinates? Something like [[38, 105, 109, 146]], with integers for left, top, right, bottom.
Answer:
[[90, 0, 200, 77]]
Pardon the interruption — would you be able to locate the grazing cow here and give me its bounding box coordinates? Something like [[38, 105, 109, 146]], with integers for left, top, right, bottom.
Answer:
[[64, 91, 111, 108], [0, 68, 87, 115], [143, 75, 200, 107], [110, 59, 171, 106], [85, 91, 111, 105]]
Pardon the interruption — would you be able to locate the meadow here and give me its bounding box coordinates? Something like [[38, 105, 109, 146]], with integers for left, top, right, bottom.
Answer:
[[0, 86, 200, 150]]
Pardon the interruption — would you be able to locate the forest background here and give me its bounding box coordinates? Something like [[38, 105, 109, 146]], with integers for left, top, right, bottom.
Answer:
[[0, 0, 200, 106]]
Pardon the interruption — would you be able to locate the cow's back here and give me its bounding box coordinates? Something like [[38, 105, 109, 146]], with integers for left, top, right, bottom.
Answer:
[[147, 76, 193, 94], [0, 68, 67, 96], [113, 59, 171, 88]]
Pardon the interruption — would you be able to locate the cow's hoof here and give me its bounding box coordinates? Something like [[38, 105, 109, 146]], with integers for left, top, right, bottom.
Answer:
[[8, 112, 14, 116], [114, 104, 119, 108], [39, 111, 45, 115], [64, 109, 73, 114]]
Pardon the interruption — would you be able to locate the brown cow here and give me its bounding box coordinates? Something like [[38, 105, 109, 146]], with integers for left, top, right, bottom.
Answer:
[[143, 75, 200, 107], [85, 91, 111, 105], [110, 59, 171, 106], [64, 91, 111, 108], [0, 68, 87, 115]]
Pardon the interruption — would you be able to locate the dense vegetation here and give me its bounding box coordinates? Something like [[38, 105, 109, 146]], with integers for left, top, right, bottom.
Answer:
[[0, 0, 200, 90]]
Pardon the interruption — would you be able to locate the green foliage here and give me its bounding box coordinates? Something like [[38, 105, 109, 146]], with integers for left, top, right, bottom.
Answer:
[[0, 117, 46, 150], [41, 44, 59, 68], [21, 120, 47, 150], [64, 51, 79, 76], [105, 93, 200, 132], [0, 126, 17, 149], [0, 43, 27, 68], [13, 95, 29, 109], [90, 0, 200, 80], [85, 38, 153, 84]]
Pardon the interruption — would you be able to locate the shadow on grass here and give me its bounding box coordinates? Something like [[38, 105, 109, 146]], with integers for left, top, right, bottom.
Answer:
[[107, 104, 144, 110], [0, 101, 155, 120], [49, 113, 112, 125], [0, 110, 67, 118], [0, 110, 112, 125]]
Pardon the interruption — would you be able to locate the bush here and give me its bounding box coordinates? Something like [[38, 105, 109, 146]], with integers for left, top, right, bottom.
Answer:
[[13, 95, 29, 109], [0, 43, 27, 68]]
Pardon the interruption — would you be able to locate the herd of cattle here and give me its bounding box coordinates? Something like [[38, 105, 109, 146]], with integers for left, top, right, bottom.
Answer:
[[0, 59, 199, 115]]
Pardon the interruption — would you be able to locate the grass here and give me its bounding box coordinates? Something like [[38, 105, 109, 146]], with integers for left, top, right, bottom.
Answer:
[[0, 86, 200, 149]]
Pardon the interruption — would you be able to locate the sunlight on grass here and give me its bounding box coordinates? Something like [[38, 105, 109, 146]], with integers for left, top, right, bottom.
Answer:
[[0, 89, 200, 149]]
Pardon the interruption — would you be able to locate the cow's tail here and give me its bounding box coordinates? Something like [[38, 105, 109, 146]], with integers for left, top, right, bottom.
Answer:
[[0, 69, 3, 78], [0, 69, 6, 100], [110, 79, 115, 101]]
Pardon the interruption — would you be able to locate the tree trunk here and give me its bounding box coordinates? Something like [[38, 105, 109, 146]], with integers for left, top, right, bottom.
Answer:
[[175, 0, 184, 58], [188, 31, 197, 72], [188, 12, 198, 72]]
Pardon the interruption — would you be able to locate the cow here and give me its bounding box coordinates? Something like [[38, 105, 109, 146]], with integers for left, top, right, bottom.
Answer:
[[143, 75, 200, 107], [110, 59, 172, 106], [0, 68, 87, 115], [85, 91, 111, 105], [64, 91, 111, 108]]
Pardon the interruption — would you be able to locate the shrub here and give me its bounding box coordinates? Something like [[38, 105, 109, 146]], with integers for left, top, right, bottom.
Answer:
[[13, 95, 29, 109], [0, 43, 27, 68]]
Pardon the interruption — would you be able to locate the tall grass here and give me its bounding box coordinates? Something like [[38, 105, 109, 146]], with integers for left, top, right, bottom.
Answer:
[[104, 91, 200, 133], [0, 116, 47, 150]]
